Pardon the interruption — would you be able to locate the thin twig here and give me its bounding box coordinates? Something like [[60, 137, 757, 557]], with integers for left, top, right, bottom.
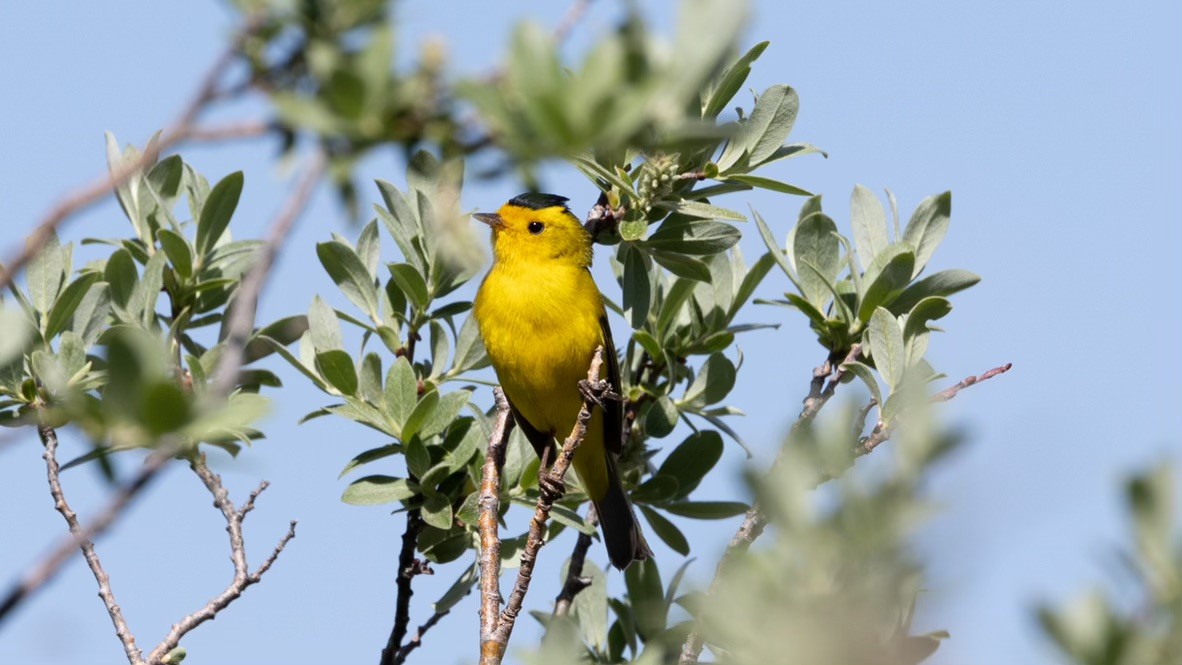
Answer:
[[146, 458, 296, 664], [931, 363, 1013, 404], [554, 505, 598, 618], [478, 388, 516, 663], [393, 605, 453, 664], [183, 120, 275, 143], [0, 23, 258, 293], [480, 349, 606, 665], [552, 0, 595, 44], [380, 510, 426, 665], [855, 362, 1013, 457], [37, 424, 146, 665]]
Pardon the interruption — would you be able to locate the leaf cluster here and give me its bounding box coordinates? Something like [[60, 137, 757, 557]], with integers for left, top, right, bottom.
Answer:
[[1, 136, 296, 466]]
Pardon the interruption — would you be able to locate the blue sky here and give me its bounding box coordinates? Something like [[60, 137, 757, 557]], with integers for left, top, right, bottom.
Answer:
[[1, 1, 1180, 664]]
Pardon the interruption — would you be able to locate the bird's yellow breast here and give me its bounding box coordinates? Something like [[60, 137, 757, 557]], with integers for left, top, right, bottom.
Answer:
[[474, 260, 607, 436]]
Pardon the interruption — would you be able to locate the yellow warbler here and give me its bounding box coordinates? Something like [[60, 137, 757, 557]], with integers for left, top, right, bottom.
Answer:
[[472, 193, 651, 569]]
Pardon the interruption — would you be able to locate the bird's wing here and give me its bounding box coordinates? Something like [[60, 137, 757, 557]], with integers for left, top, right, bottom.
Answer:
[[599, 312, 624, 455], [507, 399, 555, 461]]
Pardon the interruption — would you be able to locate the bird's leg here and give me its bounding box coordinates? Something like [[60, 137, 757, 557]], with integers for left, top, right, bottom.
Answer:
[[537, 442, 566, 501]]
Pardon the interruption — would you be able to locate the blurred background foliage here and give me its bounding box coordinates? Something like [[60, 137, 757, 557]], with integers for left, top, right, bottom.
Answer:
[[0, 0, 1174, 664]]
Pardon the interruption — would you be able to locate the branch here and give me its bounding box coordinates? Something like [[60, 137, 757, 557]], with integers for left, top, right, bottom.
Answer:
[[183, 120, 275, 143], [553, 506, 598, 618], [481, 349, 606, 665], [0, 21, 260, 294], [855, 362, 1013, 457], [0, 150, 322, 631], [478, 388, 515, 663], [583, 191, 627, 241], [931, 362, 1013, 404], [393, 604, 452, 664], [145, 458, 297, 664], [677, 355, 1011, 665], [380, 510, 426, 665], [36, 424, 146, 665], [552, 0, 595, 45]]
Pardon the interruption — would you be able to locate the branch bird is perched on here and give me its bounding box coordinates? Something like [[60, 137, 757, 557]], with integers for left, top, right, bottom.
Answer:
[[472, 193, 652, 570]]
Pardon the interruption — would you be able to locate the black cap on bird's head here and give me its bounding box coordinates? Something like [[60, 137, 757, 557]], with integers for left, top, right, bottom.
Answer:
[[472, 192, 574, 229], [507, 192, 570, 211]]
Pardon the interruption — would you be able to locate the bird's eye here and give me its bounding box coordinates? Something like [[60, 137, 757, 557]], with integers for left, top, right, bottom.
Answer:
[[528, 221, 545, 235]]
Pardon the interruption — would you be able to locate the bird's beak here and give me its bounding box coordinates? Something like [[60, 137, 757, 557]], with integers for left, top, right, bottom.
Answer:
[[472, 212, 503, 228]]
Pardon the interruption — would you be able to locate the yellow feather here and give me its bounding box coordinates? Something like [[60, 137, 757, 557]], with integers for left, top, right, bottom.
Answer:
[[473, 202, 610, 499]]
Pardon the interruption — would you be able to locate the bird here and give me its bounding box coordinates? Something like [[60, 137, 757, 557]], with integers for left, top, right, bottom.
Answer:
[[472, 192, 652, 570]]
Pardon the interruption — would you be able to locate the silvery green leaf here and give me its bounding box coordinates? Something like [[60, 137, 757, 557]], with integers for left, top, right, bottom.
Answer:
[[889, 270, 980, 314], [317, 240, 380, 319], [570, 558, 608, 650], [384, 357, 418, 431], [195, 171, 244, 260], [844, 360, 883, 407], [902, 191, 951, 278], [702, 41, 769, 119], [307, 296, 343, 351], [434, 563, 479, 614], [858, 246, 915, 323], [725, 174, 812, 197], [622, 245, 652, 330], [451, 314, 489, 374], [793, 213, 840, 309], [130, 251, 167, 327], [868, 307, 905, 388], [341, 475, 418, 506], [45, 272, 99, 340], [27, 233, 65, 315], [682, 353, 736, 407], [850, 185, 890, 271], [355, 220, 381, 279], [315, 350, 358, 396]]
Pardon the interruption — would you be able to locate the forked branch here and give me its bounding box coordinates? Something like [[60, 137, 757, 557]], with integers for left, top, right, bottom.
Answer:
[[478, 348, 606, 665], [145, 458, 296, 664]]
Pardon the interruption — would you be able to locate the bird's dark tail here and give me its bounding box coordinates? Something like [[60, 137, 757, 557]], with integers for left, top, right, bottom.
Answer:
[[594, 454, 652, 570]]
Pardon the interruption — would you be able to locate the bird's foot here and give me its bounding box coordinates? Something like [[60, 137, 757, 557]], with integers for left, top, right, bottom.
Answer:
[[579, 378, 621, 409], [538, 473, 566, 502]]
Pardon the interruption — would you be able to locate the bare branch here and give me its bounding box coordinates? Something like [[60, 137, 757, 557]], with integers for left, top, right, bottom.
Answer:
[[478, 388, 515, 663], [393, 606, 452, 665], [36, 424, 146, 665], [553, 506, 598, 618], [1, 149, 319, 637], [552, 0, 595, 44], [145, 458, 297, 664], [0, 150, 321, 631], [183, 120, 275, 143], [380, 510, 426, 665], [931, 362, 1013, 404], [480, 349, 606, 665], [855, 361, 1013, 457], [0, 22, 260, 293]]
